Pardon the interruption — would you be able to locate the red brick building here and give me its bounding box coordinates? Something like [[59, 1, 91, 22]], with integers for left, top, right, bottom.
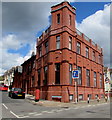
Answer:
[[13, 55, 36, 95], [21, 55, 36, 94], [13, 66, 22, 89], [36, 1, 104, 102]]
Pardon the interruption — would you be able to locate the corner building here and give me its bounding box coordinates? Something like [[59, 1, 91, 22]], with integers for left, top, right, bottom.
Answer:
[[36, 1, 104, 102]]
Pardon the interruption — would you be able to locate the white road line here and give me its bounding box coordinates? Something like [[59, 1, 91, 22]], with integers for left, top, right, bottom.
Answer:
[[42, 111, 49, 113], [10, 111, 20, 118], [19, 116, 29, 118], [46, 111, 54, 113], [2, 104, 8, 110], [28, 112, 37, 115], [34, 113, 43, 116]]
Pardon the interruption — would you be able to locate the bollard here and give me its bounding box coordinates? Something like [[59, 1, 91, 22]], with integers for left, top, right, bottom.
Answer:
[[105, 96, 107, 102], [87, 97, 90, 104], [97, 96, 100, 102]]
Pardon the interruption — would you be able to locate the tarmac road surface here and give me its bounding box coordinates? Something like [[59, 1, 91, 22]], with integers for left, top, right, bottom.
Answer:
[[1, 91, 111, 119]]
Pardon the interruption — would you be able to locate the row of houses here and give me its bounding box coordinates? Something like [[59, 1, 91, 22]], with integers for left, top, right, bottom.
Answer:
[[2, 1, 112, 102]]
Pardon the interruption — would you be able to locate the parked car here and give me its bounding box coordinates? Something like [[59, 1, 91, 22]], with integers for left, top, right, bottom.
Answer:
[[0, 85, 8, 91], [8, 88, 25, 99]]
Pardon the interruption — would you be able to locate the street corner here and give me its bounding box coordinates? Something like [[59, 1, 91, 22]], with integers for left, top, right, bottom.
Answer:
[[33, 101, 44, 106], [33, 100, 63, 107], [26, 98, 43, 106]]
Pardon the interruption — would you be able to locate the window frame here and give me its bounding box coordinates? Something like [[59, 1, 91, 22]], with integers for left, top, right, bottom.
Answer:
[[69, 15, 72, 25], [38, 46, 42, 57], [86, 47, 89, 58], [98, 54, 101, 64], [69, 36, 72, 50], [100, 74, 102, 88], [57, 14, 60, 24], [92, 51, 96, 61], [77, 66, 82, 85], [79, 94, 83, 101], [44, 66, 48, 85], [37, 69, 41, 86], [56, 36, 60, 49], [55, 63, 60, 84], [86, 69, 90, 86], [45, 41, 48, 53], [94, 72, 97, 87], [77, 42, 81, 54]]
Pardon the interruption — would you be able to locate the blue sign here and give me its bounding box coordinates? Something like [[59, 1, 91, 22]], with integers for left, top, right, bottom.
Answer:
[[72, 70, 79, 79]]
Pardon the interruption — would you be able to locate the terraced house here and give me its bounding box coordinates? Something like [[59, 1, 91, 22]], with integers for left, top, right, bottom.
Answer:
[[35, 1, 104, 102]]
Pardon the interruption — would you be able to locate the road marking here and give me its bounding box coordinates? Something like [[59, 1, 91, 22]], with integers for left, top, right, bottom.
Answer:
[[2, 104, 8, 110], [10, 111, 20, 118], [28, 112, 37, 115], [34, 113, 43, 116], [46, 111, 54, 113], [19, 116, 29, 118], [42, 111, 49, 113]]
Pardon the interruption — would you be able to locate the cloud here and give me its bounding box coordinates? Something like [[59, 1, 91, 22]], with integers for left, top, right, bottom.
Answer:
[[1, 2, 111, 76], [2, 2, 53, 35], [1, 33, 37, 75], [76, 4, 110, 67], [1, 2, 56, 75], [2, 34, 23, 50]]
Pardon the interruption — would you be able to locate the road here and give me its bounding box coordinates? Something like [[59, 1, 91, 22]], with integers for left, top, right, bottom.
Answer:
[[1, 91, 111, 119]]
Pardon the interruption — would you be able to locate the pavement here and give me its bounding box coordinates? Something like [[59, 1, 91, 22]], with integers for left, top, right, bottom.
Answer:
[[25, 94, 110, 108]]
